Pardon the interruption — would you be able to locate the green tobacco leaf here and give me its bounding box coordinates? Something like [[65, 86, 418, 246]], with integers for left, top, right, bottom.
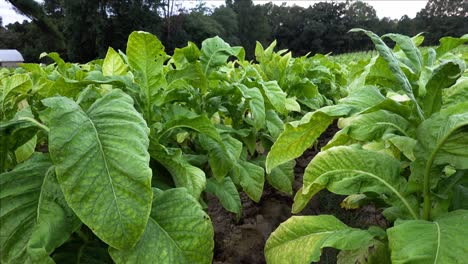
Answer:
[[0, 109, 40, 172], [412, 102, 468, 188], [102, 47, 128, 76], [157, 114, 222, 143], [296, 146, 417, 219], [42, 89, 152, 249], [443, 77, 468, 108], [285, 97, 301, 112], [14, 135, 37, 163], [387, 135, 417, 161], [265, 109, 283, 140], [0, 154, 79, 263], [149, 143, 206, 199], [236, 84, 265, 131], [387, 210, 468, 264], [351, 29, 424, 120], [265, 215, 375, 264], [199, 134, 242, 180], [231, 160, 264, 202], [110, 188, 214, 264], [267, 160, 295, 195], [1, 153, 49, 263], [126, 31, 166, 122], [173, 41, 201, 67], [260, 81, 288, 115], [266, 85, 403, 173], [339, 110, 415, 141], [266, 105, 350, 173], [27, 169, 82, 263], [337, 239, 390, 264], [435, 34, 468, 59], [383, 33, 423, 74], [200, 36, 245, 75], [127, 31, 165, 73], [166, 61, 207, 92], [206, 177, 242, 218], [421, 58, 465, 117], [0, 73, 32, 118]]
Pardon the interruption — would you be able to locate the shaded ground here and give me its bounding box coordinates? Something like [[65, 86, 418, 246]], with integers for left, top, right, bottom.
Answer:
[[208, 123, 388, 264]]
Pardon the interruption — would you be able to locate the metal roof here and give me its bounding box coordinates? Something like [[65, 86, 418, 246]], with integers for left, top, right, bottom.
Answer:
[[0, 49, 24, 62]]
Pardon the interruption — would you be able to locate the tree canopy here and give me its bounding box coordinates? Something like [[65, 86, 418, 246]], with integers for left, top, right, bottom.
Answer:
[[1, 0, 466, 62]]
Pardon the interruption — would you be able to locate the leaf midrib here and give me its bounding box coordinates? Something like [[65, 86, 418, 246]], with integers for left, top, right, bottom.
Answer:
[[266, 229, 336, 252], [305, 168, 418, 219], [151, 217, 188, 262], [433, 221, 441, 264], [86, 113, 124, 234]]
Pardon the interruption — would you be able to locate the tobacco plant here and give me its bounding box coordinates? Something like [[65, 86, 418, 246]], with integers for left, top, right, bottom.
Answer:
[[1, 30, 344, 263], [265, 30, 468, 263]]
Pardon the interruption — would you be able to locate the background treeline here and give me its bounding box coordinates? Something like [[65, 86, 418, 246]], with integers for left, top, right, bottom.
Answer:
[[0, 0, 466, 62]]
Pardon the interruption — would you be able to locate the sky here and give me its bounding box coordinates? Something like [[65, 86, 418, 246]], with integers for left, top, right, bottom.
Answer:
[[0, 0, 429, 26]]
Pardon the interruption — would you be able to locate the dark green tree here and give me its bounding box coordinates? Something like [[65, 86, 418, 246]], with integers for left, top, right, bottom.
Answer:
[[416, 0, 467, 44], [232, 0, 271, 57], [211, 6, 240, 45]]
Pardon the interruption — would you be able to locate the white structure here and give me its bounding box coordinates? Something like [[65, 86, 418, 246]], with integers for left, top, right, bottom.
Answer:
[[0, 49, 24, 67]]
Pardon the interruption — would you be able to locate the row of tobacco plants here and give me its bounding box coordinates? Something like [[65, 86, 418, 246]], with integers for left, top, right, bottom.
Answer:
[[1, 29, 467, 263], [0, 30, 344, 263], [265, 30, 468, 263]]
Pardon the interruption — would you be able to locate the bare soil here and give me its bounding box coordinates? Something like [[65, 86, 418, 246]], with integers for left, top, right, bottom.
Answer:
[[207, 123, 388, 264]]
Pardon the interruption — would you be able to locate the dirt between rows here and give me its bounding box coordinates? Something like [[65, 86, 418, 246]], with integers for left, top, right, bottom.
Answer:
[[207, 124, 388, 264]]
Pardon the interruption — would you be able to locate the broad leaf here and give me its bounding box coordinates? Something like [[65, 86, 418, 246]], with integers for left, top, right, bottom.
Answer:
[[109, 188, 214, 264], [383, 33, 423, 74], [42, 89, 152, 249], [350, 28, 424, 120], [421, 58, 465, 117], [173, 41, 201, 67], [337, 239, 390, 264], [411, 102, 468, 188], [338, 110, 415, 141], [435, 34, 468, 59], [0, 74, 32, 119], [231, 160, 265, 202], [235, 84, 265, 131], [27, 169, 82, 263], [266, 105, 349, 173], [200, 36, 244, 76], [387, 210, 468, 264], [443, 77, 468, 108], [265, 109, 283, 140], [103, 47, 128, 76], [126, 31, 166, 122], [206, 177, 242, 218], [296, 146, 418, 219], [0, 110, 40, 172], [150, 143, 206, 199], [14, 135, 37, 163], [265, 215, 375, 264], [266, 85, 401, 172], [199, 134, 242, 180], [267, 160, 295, 195], [0, 154, 79, 263], [260, 81, 288, 115], [157, 114, 222, 143]]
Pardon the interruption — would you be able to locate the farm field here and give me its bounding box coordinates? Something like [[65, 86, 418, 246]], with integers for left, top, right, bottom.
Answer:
[[1, 30, 468, 264]]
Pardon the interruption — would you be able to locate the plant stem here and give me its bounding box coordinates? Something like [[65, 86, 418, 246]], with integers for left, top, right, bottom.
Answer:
[[18, 117, 50, 132], [422, 159, 433, 220]]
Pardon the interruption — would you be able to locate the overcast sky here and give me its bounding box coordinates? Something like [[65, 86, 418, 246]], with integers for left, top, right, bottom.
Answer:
[[1, 0, 429, 26]]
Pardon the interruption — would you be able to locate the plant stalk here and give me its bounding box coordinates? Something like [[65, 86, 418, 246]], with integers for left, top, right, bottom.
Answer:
[[18, 117, 50, 132]]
